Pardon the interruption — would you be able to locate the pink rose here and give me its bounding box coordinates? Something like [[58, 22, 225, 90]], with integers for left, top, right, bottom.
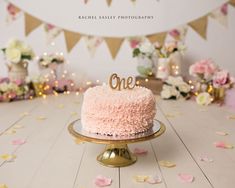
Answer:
[[14, 79, 23, 86], [220, 3, 228, 15], [169, 29, 180, 38], [189, 59, 217, 80], [7, 3, 18, 16], [130, 39, 140, 49], [213, 70, 229, 88]]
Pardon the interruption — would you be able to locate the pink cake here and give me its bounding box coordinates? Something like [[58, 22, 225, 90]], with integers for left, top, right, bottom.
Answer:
[[81, 85, 156, 136]]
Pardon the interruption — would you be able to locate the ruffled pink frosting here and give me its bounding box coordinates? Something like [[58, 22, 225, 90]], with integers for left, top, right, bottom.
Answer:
[[81, 85, 156, 136]]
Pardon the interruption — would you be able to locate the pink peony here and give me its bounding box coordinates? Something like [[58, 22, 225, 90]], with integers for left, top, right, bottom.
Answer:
[[189, 59, 217, 80], [213, 70, 230, 88]]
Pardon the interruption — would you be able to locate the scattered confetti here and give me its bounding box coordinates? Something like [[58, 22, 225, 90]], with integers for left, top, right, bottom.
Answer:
[[214, 141, 234, 149], [227, 115, 235, 120], [12, 139, 26, 145], [71, 112, 78, 116], [198, 155, 213, 162], [165, 114, 175, 118], [20, 112, 29, 116], [4, 129, 16, 135], [94, 175, 112, 187], [74, 139, 84, 144], [159, 160, 176, 168], [0, 154, 16, 162], [133, 175, 149, 182], [216, 131, 228, 136], [36, 116, 47, 120], [0, 184, 8, 188], [146, 175, 162, 184], [13, 125, 24, 129], [178, 173, 194, 183], [57, 104, 64, 109], [133, 148, 148, 155]]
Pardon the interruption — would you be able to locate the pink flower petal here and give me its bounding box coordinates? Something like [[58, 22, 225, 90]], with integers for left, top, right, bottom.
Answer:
[[146, 175, 162, 184], [12, 139, 26, 145], [133, 148, 148, 155], [214, 141, 234, 149], [178, 173, 194, 183], [198, 155, 213, 162], [94, 175, 112, 187]]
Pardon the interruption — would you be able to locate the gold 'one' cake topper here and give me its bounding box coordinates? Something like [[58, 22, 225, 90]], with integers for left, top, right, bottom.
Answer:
[[109, 73, 136, 91]]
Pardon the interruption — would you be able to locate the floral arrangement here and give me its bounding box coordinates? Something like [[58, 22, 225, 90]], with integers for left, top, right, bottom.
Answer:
[[132, 41, 156, 59], [189, 59, 234, 105], [161, 76, 191, 100], [0, 78, 34, 102], [189, 59, 218, 81], [155, 41, 186, 58], [1, 39, 34, 64], [38, 53, 64, 69]]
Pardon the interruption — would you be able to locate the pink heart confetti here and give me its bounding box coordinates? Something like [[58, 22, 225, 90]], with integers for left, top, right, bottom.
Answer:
[[198, 155, 213, 162], [146, 175, 162, 184], [178, 173, 194, 183], [12, 139, 26, 145], [214, 141, 234, 149], [133, 148, 148, 155], [216, 131, 228, 136], [94, 175, 112, 187]]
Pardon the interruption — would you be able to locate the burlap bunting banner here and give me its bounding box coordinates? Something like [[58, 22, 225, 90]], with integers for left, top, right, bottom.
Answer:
[[230, 0, 235, 6], [147, 32, 167, 45], [64, 30, 81, 52], [24, 13, 42, 36], [105, 37, 124, 58], [188, 15, 208, 39]]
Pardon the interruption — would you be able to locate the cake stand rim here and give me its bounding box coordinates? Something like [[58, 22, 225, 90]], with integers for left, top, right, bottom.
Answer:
[[68, 119, 166, 144]]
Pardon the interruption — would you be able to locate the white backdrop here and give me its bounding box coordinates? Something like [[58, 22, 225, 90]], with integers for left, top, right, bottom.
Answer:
[[0, 0, 235, 84]]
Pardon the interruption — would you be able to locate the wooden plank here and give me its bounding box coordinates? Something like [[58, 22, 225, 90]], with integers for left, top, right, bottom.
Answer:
[[120, 142, 166, 188], [157, 99, 235, 188], [0, 98, 40, 134], [0, 94, 82, 188], [149, 100, 213, 188], [73, 143, 119, 188]]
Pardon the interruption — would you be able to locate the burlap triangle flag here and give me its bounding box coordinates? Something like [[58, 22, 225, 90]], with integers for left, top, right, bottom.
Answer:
[[24, 13, 42, 36], [105, 37, 124, 59], [147, 32, 167, 45], [188, 15, 208, 39], [230, 0, 235, 7], [64, 30, 81, 52], [106, 0, 112, 6]]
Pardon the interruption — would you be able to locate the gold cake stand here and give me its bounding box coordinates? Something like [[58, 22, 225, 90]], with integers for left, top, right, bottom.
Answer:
[[68, 119, 166, 168]]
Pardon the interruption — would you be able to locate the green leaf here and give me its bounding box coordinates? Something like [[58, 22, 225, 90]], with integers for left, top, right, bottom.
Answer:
[[133, 48, 140, 57]]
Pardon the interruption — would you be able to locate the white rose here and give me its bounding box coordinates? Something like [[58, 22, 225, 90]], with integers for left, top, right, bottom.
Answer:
[[0, 83, 9, 92], [8, 83, 18, 91], [166, 76, 184, 86], [6, 39, 21, 49], [178, 83, 191, 93], [139, 42, 155, 54], [196, 92, 212, 106], [161, 87, 172, 99], [5, 48, 21, 63]]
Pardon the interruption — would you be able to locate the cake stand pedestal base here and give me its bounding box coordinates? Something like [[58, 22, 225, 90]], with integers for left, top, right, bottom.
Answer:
[[97, 144, 137, 168]]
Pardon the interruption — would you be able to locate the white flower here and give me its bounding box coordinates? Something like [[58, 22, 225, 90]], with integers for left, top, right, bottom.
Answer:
[[196, 92, 212, 106], [6, 39, 22, 49], [139, 42, 155, 55], [0, 83, 9, 92], [161, 85, 180, 99], [165, 76, 184, 86], [178, 83, 191, 93], [5, 48, 21, 63]]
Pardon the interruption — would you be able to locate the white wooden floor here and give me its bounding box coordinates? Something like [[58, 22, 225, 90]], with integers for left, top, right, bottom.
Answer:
[[0, 93, 235, 188]]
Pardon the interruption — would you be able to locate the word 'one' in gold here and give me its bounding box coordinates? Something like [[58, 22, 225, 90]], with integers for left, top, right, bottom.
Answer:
[[109, 73, 135, 91]]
